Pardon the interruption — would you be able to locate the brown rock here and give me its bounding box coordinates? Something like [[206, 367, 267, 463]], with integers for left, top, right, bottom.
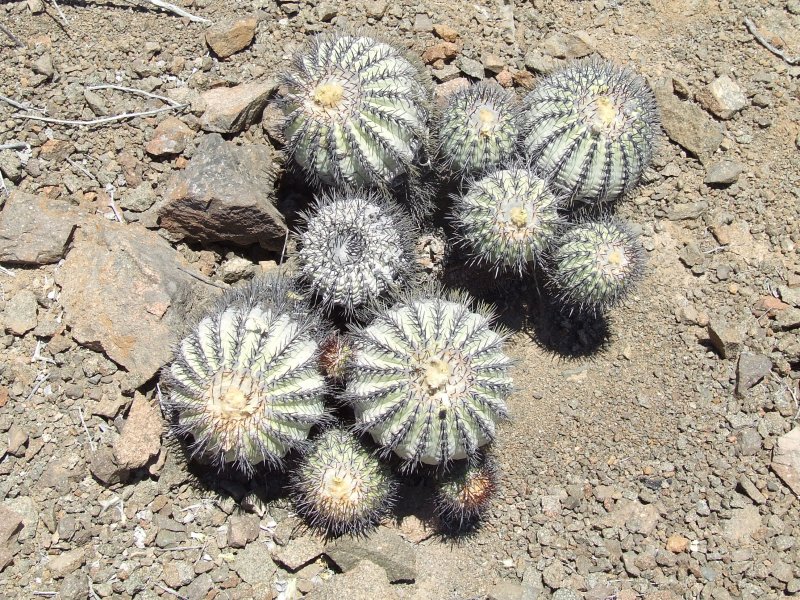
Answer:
[[772, 428, 800, 497], [159, 133, 285, 249], [90, 447, 126, 485], [707, 319, 743, 359], [0, 191, 77, 265], [666, 534, 689, 553], [752, 295, 790, 318], [421, 41, 459, 64], [206, 17, 257, 58], [495, 70, 514, 88], [200, 81, 277, 134], [512, 69, 536, 89], [57, 218, 217, 387], [0, 505, 24, 545], [227, 515, 261, 549], [113, 393, 162, 470], [655, 81, 723, 164], [47, 548, 86, 579], [433, 24, 459, 42], [434, 77, 469, 106], [540, 30, 596, 59], [145, 116, 193, 157]]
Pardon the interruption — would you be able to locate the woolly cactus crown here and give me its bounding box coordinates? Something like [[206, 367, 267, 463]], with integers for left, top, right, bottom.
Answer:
[[345, 288, 512, 469], [291, 428, 396, 537], [281, 31, 431, 190], [522, 58, 659, 206], [437, 81, 521, 178], [162, 275, 328, 473], [548, 216, 645, 314], [451, 163, 563, 274], [297, 190, 418, 315], [435, 452, 498, 527]]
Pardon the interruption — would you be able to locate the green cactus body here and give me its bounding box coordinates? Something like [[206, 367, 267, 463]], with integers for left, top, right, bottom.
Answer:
[[298, 192, 417, 314], [163, 277, 328, 472], [281, 32, 430, 190], [549, 217, 644, 313], [291, 428, 396, 536], [435, 453, 498, 526], [438, 81, 521, 178], [346, 290, 512, 469], [522, 58, 659, 206], [452, 165, 563, 273]]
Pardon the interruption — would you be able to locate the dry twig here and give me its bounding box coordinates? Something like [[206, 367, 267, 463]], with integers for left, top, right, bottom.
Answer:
[[0, 94, 45, 112], [78, 406, 97, 452], [0, 22, 24, 47], [50, 0, 69, 28], [176, 265, 228, 290], [745, 18, 800, 65], [0, 142, 30, 151], [123, 0, 210, 24]]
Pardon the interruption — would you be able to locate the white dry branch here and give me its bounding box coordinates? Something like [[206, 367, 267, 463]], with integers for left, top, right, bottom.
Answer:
[[122, 0, 211, 24], [13, 84, 187, 128], [745, 18, 800, 65]]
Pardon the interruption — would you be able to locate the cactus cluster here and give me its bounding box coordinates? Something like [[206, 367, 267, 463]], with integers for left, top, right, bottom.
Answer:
[[521, 58, 659, 206], [435, 452, 498, 528], [162, 276, 328, 473], [280, 31, 431, 191]]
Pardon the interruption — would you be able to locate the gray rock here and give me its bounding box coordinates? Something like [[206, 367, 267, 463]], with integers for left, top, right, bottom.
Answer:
[[655, 82, 722, 164], [119, 183, 156, 213], [227, 514, 260, 548], [542, 560, 566, 589], [220, 256, 255, 283], [735, 428, 762, 456], [667, 201, 708, 221], [552, 590, 581, 600], [57, 218, 217, 387], [772, 428, 800, 497], [200, 81, 276, 134], [272, 534, 325, 571], [47, 547, 86, 578], [540, 31, 595, 59], [0, 191, 77, 265], [89, 447, 126, 485], [365, 0, 387, 18], [723, 506, 762, 544], [736, 353, 772, 396], [774, 307, 800, 331], [3, 290, 37, 336], [778, 285, 800, 308], [524, 50, 558, 74], [184, 573, 212, 600], [83, 89, 108, 116], [704, 161, 743, 185], [306, 560, 400, 600], [2, 497, 38, 541], [696, 75, 747, 119], [432, 64, 461, 83], [0, 150, 22, 183], [162, 560, 195, 589], [0, 505, 24, 545], [458, 56, 485, 79], [58, 571, 87, 600], [205, 17, 257, 58], [232, 541, 278, 586], [32, 53, 54, 78], [489, 581, 524, 600], [738, 476, 767, 505], [158, 133, 285, 249], [707, 319, 743, 358], [325, 527, 416, 583]]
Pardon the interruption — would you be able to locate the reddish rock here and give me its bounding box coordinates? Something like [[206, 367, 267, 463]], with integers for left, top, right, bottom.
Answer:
[[145, 116, 193, 157], [206, 17, 257, 58], [114, 393, 162, 470], [421, 41, 459, 64], [200, 81, 277, 134], [433, 24, 459, 42]]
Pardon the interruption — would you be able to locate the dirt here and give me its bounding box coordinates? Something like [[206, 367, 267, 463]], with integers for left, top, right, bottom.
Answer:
[[1, 1, 799, 599]]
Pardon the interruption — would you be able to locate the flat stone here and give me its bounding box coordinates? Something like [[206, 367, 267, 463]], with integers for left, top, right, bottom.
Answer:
[[184, 573, 212, 600], [58, 572, 86, 600], [666, 534, 689, 553], [737, 476, 767, 505], [113, 393, 162, 470], [433, 24, 459, 42], [773, 428, 800, 497], [600, 499, 660, 535], [778, 285, 800, 308], [0, 505, 24, 544], [119, 183, 156, 213], [47, 547, 86, 578], [145, 116, 193, 157], [2, 497, 38, 541], [306, 560, 401, 600], [704, 161, 743, 185], [421, 41, 459, 64], [696, 75, 747, 120], [3, 290, 37, 336], [89, 447, 126, 485], [325, 527, 416, 583], [540, 30, 596, 59], [432, 64, 461, 83], [524, 50, 558, 74], [227, 514, 260, 548], [163, 560, 195, 589], [232, 542, 278, 587], [736, 428, 762, 456], [57, 218, 216, 387], [159, 133, 285, 249], [200, 81, 276, 134], [482, 53, 505, 73], [666, 201, 708, 221], [655, 82, 722, 164], [205, 17, 257, 58], [723, 506, 762, 544], [272, 534, 324, 570], [457, 56, 484, 79], [489, 581, 524, 600], [735, 353, 772, 396], [0, 191, 77, 265], [774, 307, 800, 331], [707, 319, 743, 359]]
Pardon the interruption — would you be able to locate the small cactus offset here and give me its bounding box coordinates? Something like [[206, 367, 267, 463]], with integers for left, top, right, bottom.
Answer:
[[298, 191, 418, 314], [280, 31, 431, 190], [162, 276, 328, 473], [548, 216, 645, 314], [435, 452, 498, 529], [451, 163, 563, 274], [521, 58, 660, 206], [345, 289, 512, 469], [437, 81, 521, 178], [290, 428, 396, 537]]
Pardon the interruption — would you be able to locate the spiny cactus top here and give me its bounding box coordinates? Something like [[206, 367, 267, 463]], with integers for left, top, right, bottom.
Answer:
[[163, 276, 328, 473], [435, 453, 498, 527], [298, 191, 417, 314], [345, 289, 512, 468], [451, 164, 563, 274], [548, 216, 645, 313], [281, 31, 431, 190], [521, 58, 659, 206], [437, 81, 521, 178], [291, 428, 396, 537]]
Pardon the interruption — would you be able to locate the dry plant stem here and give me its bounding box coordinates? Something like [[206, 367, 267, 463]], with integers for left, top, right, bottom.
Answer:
[[50, 0, 69, 27], [0, 142, 30, 151], [0, 94, 44, 112], [745, 18, 800, 65], [124, 0, 211, 23], [14, 103, 187, 127], [78, 406, 97, 452], [175, 264, 228, 290], [87, 84, 181, 106], [157, 583, 188, 600], [0, 22, 24, 47], [0, 265, 15, 277]]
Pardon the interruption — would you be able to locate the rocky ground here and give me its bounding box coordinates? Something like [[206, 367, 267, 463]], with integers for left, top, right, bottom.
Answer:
[[1, 0, 799, 599]]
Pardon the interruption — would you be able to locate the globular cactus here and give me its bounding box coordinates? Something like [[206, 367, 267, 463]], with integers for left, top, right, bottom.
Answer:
[[162, 276, 328, 473], [437, 81, 521, 178], [291, 428, 396, 537], [435, 452, 498, 529], [280, 31, 431, 191], [451, 163, 563, 274], [548, 216, 645, 314], [521, 58, 660, 206], [298, 191, 418, 315], [345, 289, 512, 469]]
